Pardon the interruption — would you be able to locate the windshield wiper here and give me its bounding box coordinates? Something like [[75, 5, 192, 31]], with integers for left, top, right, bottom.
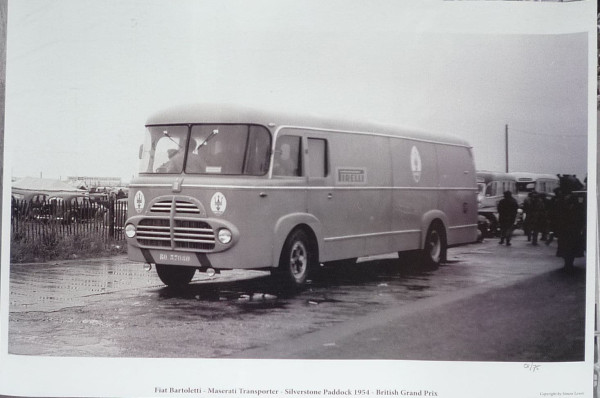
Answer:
[[163, 130, 183, 148], [196, 129, 219, 151]]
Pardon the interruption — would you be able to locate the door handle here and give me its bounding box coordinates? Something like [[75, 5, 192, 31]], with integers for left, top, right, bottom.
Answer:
[[327, 193, 333, 199]]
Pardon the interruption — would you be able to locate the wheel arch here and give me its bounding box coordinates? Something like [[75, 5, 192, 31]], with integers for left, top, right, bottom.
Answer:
[[272, 213, 322, 269], [420, 210, 448, 249]]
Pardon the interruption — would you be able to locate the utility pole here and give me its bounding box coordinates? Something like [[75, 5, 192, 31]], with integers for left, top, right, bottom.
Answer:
[[505, 124, 509, 173]]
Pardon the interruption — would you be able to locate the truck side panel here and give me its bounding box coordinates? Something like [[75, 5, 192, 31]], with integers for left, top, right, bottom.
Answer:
[[304, 131, 393, 262], [436, 145, 478, 245], [390, 139, 440, 251]]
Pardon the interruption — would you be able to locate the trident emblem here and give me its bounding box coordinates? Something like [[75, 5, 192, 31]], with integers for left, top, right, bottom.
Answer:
[[210, 192, 227, 216], [134, 191, 145, 213], [214, 194, 223, 211]]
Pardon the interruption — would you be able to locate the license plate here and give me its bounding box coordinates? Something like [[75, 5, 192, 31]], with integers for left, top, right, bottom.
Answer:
[[150, 250, 201, 266]]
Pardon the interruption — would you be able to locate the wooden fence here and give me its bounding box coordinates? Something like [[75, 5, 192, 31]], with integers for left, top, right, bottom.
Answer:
[[11, 197, 127, 244]]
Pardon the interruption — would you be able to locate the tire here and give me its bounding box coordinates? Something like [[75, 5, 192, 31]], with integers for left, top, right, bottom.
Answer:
[[476, 226, 484, 242], [155, 264, 196, 287], [274, 229, 314, 288], [421, 222, 446, 268], [485, 215, 499, 237]]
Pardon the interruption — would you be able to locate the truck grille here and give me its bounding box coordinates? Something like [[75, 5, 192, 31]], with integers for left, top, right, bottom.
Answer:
[[137, 219, 171, 247], [150, 200, 171, 213], [150, 199, 201, 214], [174, 220, 215, 250], [136, 218, 215, 251]]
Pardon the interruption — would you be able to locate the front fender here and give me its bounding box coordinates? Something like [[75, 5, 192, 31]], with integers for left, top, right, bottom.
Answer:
[[272, 213, 322, 268]]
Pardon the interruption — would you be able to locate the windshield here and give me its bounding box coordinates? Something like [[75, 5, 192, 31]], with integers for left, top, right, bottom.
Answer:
[[477, 183, 485, 195], [516, 182, 535, 193], [139, 124, 271, 176]]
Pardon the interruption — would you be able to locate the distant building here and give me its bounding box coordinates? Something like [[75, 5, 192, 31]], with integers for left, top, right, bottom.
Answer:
[[66, 176, 122, 189], [12, 177, 86, 199]]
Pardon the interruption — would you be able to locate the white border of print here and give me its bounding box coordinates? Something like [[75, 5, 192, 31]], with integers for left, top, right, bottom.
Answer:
[[0, 1, 596, 398]]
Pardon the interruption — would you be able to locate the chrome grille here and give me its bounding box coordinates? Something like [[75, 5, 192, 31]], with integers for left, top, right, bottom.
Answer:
[[174, 220, 215, 250], [150, 199, 201, 214], [150, 200, 172, 213], [136, 218, 215, 251], [174, 200, 201, 214], [136, 219, 171, 247]]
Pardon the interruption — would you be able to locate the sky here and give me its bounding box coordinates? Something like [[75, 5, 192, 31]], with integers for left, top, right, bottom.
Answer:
[[4, 0, 593, 184]]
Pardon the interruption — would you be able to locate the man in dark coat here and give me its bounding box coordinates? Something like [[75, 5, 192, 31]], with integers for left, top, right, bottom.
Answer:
[[528, 192, 547, 246], [497, 190, 519, 246], [554, 177, 586, 272], [522, 192, 534, 241]]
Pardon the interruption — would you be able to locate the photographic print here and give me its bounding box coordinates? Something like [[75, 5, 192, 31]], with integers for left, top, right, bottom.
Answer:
[[0, 1, 595, 397]]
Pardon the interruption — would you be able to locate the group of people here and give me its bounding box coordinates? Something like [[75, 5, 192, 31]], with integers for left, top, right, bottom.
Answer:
[[496, 175, 586, 271]]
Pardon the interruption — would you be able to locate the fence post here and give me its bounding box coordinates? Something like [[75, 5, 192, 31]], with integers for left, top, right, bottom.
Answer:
[[109, 196, 115, 239]]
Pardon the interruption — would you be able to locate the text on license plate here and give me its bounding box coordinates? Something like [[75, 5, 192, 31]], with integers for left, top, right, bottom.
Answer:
[[151, 250, 200, 266]]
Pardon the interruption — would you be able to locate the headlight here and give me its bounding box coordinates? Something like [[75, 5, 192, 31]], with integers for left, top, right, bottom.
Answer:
[[125, 224, 136, 238], [217, 228, 232, 244]]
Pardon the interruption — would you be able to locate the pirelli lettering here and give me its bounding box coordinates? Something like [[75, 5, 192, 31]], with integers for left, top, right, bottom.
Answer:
[[337, 168, 367, 184]]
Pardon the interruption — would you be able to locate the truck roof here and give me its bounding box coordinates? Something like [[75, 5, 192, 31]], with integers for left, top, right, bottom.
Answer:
[[476, 170, 516, 182], [145, 103, 472, 148], [510, 172, 559, 181]]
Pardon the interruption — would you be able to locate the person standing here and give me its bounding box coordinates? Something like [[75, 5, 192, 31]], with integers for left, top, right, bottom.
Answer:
[[544, 188, 562, 246], [528, 192, 547, 246], [522, 192, 534, 241], [497, 190, 519, 246], [555, 181, 586, 272]]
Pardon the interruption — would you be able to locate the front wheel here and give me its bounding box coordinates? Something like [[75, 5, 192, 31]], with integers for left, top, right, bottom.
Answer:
[[273, 229, 314, 288], [156, 264, 196, 287], [421, 223, 446, 268]]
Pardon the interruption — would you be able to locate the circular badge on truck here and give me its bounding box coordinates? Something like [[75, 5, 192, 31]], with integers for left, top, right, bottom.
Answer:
[[410, 146, 422, 183], [134, 191, 145, 213], [210, 192, 227, 216]]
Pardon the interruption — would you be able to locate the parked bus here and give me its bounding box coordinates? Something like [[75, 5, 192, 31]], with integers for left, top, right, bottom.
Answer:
[[476, 171, 518, 235], [125, 104, 478, 288], [510, 172, 559, 205]]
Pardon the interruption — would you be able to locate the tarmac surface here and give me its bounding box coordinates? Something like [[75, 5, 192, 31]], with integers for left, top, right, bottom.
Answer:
[[237, 261, 586, 360], [8, 231, 588, 361]]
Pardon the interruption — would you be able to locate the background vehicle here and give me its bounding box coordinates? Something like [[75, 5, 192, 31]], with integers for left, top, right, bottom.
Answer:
[[26, 193, 49, 220], [37, 195, 106, 224], [476, 171, 518, 236], [510, 172, 559, 205]]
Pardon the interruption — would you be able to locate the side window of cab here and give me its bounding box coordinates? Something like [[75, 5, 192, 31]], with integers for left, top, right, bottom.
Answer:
[[307, 138, 328, 178], [273, 135, 302, 177]]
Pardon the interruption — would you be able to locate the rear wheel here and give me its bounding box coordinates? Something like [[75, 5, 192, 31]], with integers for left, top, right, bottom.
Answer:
[[273, 229, 314, 288], [421, 223, 446, 268], [156, 264, 196, 287]]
